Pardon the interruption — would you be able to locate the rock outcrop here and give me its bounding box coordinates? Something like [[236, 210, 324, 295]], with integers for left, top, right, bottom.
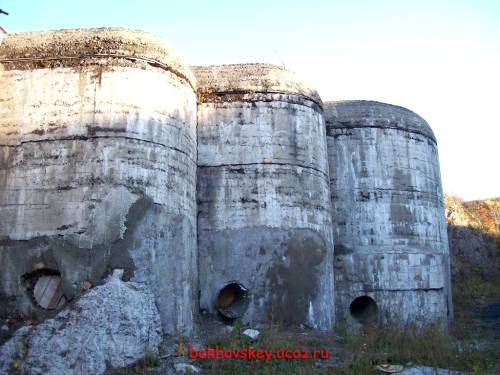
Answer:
[[445, 195, 500, 336], [445, 195, 499, 283], [0, 270, 162, 375]]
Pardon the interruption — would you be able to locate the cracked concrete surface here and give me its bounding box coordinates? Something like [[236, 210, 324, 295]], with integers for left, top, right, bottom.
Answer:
[[0, 28, 197, 335], [325, 100, 452, 327], [194, 64, 335, 330], [0, 29, 452, 340]]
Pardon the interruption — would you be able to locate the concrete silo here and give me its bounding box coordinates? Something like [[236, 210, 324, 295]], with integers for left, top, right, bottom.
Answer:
[[0, 28, 197, 334], [324, 100, 451, 327], [193, 64, 335, 329]]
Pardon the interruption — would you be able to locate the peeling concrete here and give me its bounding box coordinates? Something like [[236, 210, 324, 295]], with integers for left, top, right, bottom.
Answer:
[[325, 100, 452, 327], [0, 28, 453, 339], [194, 64, 335, 330], [0, 28, 197, 335], [198, 227, 332, 329]]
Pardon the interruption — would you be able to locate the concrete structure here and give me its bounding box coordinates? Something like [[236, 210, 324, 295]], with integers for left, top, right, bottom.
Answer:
[[194, 64, 335, 329], [0, 28, 451, 336], [324, 101, 451, 327], [0, 28, 198, 334]]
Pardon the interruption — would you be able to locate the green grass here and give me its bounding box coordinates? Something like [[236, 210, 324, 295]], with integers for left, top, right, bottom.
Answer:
[[191, 319, 498, 374], [140, 353, 160, 368], [337, 321, 498, 375], [452, 255, 500, 310], [193, 320, 332, 374]]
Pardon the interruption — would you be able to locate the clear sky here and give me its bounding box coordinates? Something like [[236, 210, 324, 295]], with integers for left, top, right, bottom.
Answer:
[[1, 0, 499, 200]]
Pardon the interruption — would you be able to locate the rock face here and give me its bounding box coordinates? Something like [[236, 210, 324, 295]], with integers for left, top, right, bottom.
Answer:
[[445, 195, 500, 317], [0, 270, 162, 375], [446, 196, 500, 276], [193, 64, 335, 330], [324, 101, 451, 327], [0, 28, 197, 334]]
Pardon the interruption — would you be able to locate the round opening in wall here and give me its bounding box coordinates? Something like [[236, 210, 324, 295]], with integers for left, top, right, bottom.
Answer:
[[215, 282, 250, 320], [22, 269, 67, 310], [350, 295, 378, 324]]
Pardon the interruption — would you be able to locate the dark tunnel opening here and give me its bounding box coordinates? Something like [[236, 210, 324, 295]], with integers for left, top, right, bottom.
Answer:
[[350, 295, 378, 324], [215, 282, 250, 320]]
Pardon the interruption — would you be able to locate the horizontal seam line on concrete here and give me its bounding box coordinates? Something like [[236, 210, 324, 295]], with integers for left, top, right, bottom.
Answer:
[[327, 125, 436, 143], [0, 180, 197, 192], [331, 187, 443, 197], [0, 135, 197, 164], [198, 162, 329, 179], [0, 54, 195, 92], [356, 288, 444, 292], [336, 250, 447, 254], [199, 90, 323, 110]]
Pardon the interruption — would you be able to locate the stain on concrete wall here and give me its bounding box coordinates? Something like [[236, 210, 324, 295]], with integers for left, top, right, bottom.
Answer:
[[0, 29, 453, 334], [194, 64, 335, 330], [0, 28, 198, 334], [325, 100, 452, 327]]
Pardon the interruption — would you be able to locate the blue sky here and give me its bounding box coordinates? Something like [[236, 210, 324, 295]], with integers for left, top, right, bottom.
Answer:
[[1, 0, 499, 200]]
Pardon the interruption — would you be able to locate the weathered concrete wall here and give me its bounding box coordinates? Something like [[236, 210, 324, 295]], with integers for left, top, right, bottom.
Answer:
[[0, 27, 453, 336], [194, 64, 335, 329], [325, 100, 452, 327], [0, 28, 197, 334]]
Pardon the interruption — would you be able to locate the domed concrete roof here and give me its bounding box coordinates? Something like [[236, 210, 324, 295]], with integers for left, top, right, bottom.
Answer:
[[324, 100, 436, 142], [191, 63, 322, 105], [0, 27, 195, 89]]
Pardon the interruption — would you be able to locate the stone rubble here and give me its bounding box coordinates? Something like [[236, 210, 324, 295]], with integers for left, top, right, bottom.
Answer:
[[242, 328, 260, 340], [0, 270, 162, 375]]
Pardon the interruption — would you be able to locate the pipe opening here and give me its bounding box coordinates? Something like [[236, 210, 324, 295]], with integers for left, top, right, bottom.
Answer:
[[215, 282, 249, 320], [22, 269, 67, 310], [350, 295, 378, 324]]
